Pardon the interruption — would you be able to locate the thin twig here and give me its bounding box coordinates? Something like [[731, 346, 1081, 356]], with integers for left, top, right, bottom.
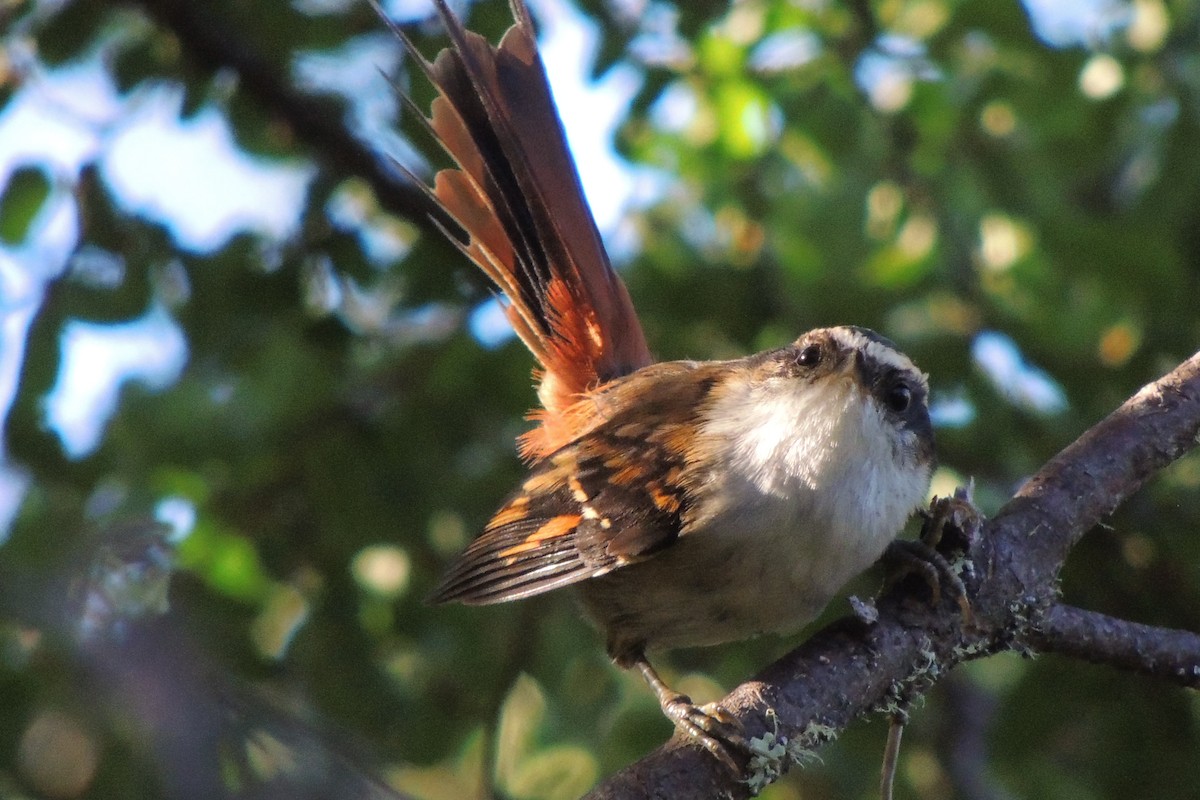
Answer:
[[1027, 603, 1200, 689], [880, 715, 905, 800]]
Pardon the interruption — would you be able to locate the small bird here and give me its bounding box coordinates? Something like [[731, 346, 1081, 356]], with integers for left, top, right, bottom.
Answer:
[[388, 0, 936, 766]]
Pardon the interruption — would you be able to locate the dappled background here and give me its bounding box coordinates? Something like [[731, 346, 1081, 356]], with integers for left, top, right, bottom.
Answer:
[[1, 0, 1199, 797]]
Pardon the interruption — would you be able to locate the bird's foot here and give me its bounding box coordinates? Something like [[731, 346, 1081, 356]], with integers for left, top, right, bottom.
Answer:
[[884, 489, 981, 628], [632, 655, 747, 771], [659, 692, 747, 771]]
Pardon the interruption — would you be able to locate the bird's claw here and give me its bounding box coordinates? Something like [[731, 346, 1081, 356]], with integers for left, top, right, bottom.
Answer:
[[661, 693, 747, 771], [884, 499, 978, 629]]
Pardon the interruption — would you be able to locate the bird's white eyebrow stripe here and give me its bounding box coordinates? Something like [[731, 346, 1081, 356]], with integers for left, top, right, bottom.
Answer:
[[829, 327, 928, 390]]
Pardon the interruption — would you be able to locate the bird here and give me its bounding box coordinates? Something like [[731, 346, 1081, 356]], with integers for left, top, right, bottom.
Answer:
[[384, 0, 936, 767]]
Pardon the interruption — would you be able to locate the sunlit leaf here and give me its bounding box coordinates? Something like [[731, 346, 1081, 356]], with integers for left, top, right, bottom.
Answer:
[[177, 518, 271, 603], [505, 746, 599, 800], [714, 80, 773, 158], [0, 165, 51, 245], [391, 728, 487, 800], [494, 673, 545, 786]]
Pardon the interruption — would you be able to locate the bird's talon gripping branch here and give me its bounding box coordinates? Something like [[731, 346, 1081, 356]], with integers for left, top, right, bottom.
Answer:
[[883, 539, 947, 603], [664, 697, 747, 770], [883, 492, 979, 628], [637, 657, 747, 771]]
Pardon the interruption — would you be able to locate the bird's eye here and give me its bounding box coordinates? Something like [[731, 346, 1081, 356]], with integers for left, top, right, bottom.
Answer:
[[796, 344, 822, 368], [885, 383, 912, 413]]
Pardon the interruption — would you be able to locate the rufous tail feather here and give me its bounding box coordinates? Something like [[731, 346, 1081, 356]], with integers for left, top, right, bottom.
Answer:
[[382, 0, 653, 459]]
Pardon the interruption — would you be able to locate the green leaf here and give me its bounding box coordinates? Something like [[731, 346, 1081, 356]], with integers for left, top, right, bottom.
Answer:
[[177, 517, 272, 603], [505, 746, 599, 800], [494, 673, 546, 785], [0, 165, 52, 245], [30, 0, 107, 65], [715, 80, 773, 159], [494, 674, 599, 799]]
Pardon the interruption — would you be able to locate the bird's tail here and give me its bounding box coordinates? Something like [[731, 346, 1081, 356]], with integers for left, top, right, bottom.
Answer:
[[385, 0, 653, 459]]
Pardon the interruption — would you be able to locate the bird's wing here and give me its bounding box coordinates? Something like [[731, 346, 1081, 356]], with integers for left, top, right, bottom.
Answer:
[[428, 362, 717, 605]]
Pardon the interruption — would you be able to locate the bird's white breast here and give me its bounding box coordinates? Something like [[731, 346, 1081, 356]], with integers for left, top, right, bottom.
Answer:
[[671, 374, 929, 644], [579, 369, 932, 653]]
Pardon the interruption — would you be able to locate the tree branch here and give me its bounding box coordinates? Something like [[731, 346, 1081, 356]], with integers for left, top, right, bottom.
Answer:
[[984, 351, 1200, 601], [588, 350, 1200, 799], [125, 0, 442, 228], [1027, 603, 1200, 689]]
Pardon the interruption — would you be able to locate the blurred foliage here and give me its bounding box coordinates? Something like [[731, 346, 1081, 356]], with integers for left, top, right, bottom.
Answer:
[[1, 0, 1199, 798]]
